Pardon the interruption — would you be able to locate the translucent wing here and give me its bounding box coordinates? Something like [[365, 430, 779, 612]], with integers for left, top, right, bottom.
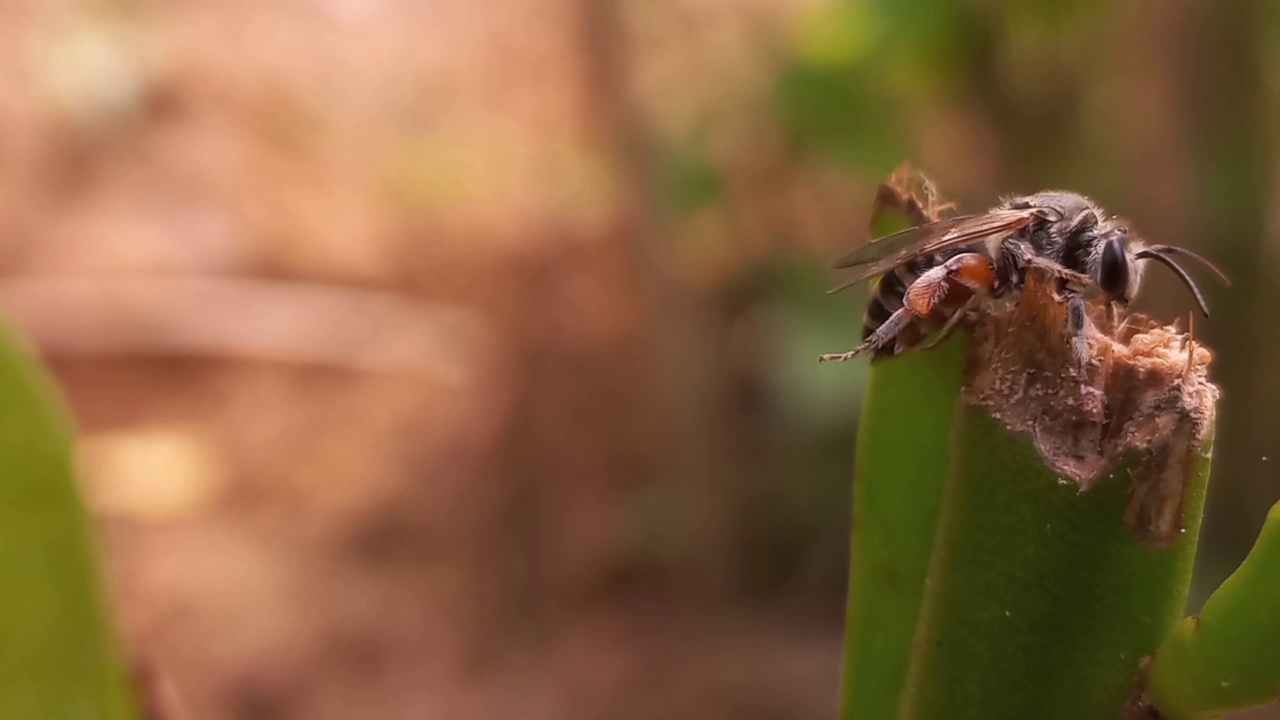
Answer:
[[828, 209, 1041, 292]]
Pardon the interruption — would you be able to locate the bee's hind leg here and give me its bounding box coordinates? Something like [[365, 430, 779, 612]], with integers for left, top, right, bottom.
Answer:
[[820, 253, 995, 363], [819, 307, 916, 362], [921, 295, 979, 351]]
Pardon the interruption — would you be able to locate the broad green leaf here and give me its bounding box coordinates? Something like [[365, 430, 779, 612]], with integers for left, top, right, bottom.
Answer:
[[0, 319, 135, 719], [839, 335, 962, 720], [897, 408, 1211, 720], [1147, 499, 1280, 718], [838, 189, 962, 720]]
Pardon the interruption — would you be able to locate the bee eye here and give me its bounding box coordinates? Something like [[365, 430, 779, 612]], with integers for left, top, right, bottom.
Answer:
[[1099, 237, 1129, 299]]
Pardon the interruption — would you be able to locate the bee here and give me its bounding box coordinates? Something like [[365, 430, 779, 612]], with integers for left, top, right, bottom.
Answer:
[[818, 183, 1229, 363]]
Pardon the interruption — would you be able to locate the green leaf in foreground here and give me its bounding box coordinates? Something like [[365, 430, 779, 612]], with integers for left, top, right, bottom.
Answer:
[[0, 319, 135, 719], [1146, 500, 1280, 718], [898, 406, 1210, 720], [840, 335, 962, 720], [896, 274, 1217, 720], [838, 164, 963, 720]]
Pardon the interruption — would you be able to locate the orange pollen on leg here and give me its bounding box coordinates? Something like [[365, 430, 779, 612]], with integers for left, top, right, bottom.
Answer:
[[905, 275, 946, 316], [951, 255, 996, 292]]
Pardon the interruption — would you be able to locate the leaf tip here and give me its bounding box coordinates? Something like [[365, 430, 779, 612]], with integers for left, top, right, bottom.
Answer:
[[961, 273, 1219, 546]]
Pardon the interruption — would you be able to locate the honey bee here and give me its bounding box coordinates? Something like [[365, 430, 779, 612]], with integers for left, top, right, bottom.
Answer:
[[818, 180, 1228, 363]]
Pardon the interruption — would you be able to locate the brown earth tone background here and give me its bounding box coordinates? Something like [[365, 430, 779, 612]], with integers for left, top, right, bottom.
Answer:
[[0, 1, 1277, 718]]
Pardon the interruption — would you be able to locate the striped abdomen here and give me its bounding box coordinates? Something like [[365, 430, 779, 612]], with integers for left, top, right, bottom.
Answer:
[[861, 248, 976, 361]]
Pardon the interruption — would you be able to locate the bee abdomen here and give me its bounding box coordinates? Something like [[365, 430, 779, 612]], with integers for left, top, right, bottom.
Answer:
[[862, 270, 905, 332]]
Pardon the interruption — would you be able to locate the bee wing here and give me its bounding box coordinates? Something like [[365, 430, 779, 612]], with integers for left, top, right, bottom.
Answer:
[[828, 209, 1041, 292]]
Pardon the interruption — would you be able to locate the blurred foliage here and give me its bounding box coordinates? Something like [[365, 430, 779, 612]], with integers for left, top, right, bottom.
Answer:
[[774, 61, 902, 170], [658, 139, 724, 215], [739, 251, 870, 599], [773, 0, 990, 171], [4, 0, 1279, 716]]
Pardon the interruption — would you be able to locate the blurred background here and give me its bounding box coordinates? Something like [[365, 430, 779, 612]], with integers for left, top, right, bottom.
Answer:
[[0, 0, 1277, 718]]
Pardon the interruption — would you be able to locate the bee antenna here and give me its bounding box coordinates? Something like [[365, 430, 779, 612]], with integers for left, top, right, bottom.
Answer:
[[1143, 244, 1231, 287], [1136, 250, 1212, 317]]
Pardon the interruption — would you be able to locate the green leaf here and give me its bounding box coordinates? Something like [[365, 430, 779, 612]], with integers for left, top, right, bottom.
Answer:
[[839, 170, 957, 720], [1146, 499, 1280, 718], [898, 407, 1210, 720], [0, 318, 136, 719], [839, 335, 963, 720], [892, 273, 1218, 720]]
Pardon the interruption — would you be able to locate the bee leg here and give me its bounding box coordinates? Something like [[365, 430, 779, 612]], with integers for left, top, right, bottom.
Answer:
[[1064, 291, 1089, 369], [921, 295, 979, 351], [904, 253, 996, 316], [1107, 299, 1137, 335], [821, 253, 994, 363], [906, 253, 993, 351], [819, 306, 916, 362], [1027, 256, 1092, 291], [1112, 303, 1136, 339]]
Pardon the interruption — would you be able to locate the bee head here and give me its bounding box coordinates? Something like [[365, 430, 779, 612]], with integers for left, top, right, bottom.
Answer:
[[1096, 230, 1136, 304], [1106, 231, 1230, 317]]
